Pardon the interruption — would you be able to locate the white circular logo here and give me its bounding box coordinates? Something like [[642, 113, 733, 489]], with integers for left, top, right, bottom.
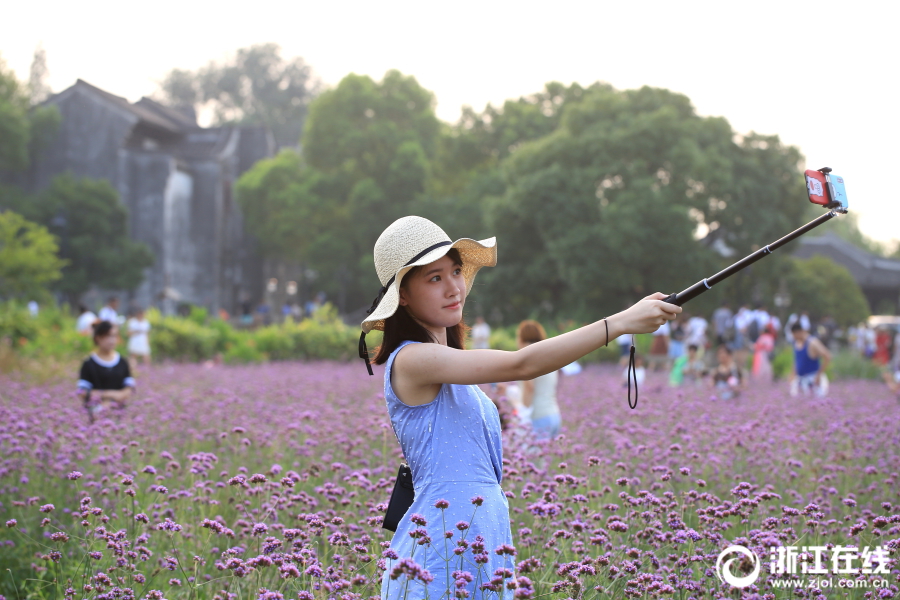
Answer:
[[715, 545, 761, 588]]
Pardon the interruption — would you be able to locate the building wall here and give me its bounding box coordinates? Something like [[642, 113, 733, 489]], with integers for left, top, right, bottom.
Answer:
[[13, 83, 272, 315], [31, 87, 137, 193]]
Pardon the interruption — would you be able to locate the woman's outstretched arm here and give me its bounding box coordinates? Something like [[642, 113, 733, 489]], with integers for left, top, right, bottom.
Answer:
[[395, 292, 681, 387]]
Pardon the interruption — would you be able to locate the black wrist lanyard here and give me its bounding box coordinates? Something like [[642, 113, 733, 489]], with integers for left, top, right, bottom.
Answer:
[[626, 335, 638, 410], [605, 319, 637, 410]]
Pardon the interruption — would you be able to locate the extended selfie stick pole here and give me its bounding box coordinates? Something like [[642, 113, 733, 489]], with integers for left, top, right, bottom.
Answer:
[[662, 209, 839, 306], [622, 166, 847, 410]]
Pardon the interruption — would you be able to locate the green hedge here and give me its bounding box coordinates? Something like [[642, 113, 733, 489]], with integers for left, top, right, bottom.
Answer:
[[147, 303, 361, 363]]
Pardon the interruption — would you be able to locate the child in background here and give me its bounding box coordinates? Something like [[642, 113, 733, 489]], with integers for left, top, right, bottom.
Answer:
[[669, 344, 705, 387], [78, 321, 135, 423], [711, 345, 743, 400]]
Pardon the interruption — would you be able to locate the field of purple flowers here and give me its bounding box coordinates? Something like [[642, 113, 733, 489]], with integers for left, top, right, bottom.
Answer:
[[0, 361, 898, 600]]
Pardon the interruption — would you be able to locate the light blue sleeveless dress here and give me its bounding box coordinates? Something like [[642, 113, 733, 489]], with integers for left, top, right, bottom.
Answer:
[[381, 340, 515, 600]]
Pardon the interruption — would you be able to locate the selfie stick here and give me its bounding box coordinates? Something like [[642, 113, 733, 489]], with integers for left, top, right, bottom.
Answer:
[[662, 167, 847, 307], [662, 211, 838, 306], [622, 167, 847, 410]]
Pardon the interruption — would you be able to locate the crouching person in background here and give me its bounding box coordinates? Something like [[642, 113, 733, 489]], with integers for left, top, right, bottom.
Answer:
[[789, 322, 831, 397]]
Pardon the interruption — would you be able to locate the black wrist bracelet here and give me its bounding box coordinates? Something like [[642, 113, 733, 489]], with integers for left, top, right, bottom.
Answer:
[[604, 318, 609, 347]]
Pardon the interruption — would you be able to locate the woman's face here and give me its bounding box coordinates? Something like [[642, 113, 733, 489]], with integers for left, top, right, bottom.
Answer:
[[97, 326, 120, 352], [398, 254, 466, 330]]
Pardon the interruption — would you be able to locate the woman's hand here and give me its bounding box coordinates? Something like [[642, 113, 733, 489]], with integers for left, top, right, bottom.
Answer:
[[613, 293, 682, 334]]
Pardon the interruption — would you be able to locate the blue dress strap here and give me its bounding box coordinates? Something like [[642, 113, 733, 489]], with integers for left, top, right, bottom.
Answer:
[[384, 340, 421, 405]]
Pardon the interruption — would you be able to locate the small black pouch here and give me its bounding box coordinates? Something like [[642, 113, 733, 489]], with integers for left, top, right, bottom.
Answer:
[[382, 463, 415, 532]]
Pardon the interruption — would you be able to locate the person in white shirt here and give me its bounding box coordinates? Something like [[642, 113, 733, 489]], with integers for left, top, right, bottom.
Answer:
[[76, 305, 98, 335], [98, 297, 120, 324], [514, 320, 562, 439], [27, 300, 39, 317], [126, 307, 152, 366], [685, 314, 708, 350], [622, 354, 647, 387], [471, 316, 491, 350], [617, 329, 633, 367], [755, 306, 771, 333]]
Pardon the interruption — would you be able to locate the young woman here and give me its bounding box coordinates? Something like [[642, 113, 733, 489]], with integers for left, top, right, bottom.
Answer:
[[358, 216, 681, 600], [515, 319, 561, 440], [77, 321, 135, 423], [126, 307, 152, 366]]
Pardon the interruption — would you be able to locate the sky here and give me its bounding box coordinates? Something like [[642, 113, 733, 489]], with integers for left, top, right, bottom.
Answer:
[[4, 0, 898, 247]]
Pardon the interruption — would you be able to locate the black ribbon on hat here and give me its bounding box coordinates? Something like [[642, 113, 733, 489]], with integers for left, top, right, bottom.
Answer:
[[359, 240, 453, 375]]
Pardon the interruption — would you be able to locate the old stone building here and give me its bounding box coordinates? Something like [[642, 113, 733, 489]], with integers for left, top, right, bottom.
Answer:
[[20, 79, 274, 314]]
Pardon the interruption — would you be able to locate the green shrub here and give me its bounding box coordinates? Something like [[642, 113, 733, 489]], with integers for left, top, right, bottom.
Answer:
[[0, 302, 38, 342], [223, 335, 265, 364], [254, 322, 297, 360], [289, 304, 358, 360], [148, 308, 220, 362], [829, 349, 883, 380], [771, 346, 794, 380]]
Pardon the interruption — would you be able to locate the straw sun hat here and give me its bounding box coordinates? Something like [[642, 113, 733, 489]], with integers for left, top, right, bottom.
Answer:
[[358, 216, 497, 375]]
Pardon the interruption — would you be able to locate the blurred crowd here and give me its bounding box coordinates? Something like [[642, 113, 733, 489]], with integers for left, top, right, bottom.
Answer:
[[480, 303, 899, 437], [628, 302, 899, 400]]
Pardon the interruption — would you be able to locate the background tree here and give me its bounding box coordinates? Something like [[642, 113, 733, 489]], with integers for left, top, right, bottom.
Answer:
[[236, 73, 878, 324], [11, 174, 154, 303], [0, 53, 60, 175], [238, 70, 440, 313], [0, 56, 32, 173], [785, 255, 870, 327], [28, 44, 51, 105], [235, 146, 336, 304], [0, 210, 65, 301], [462, 85, 807, 323], [157, 44, 318, 148]]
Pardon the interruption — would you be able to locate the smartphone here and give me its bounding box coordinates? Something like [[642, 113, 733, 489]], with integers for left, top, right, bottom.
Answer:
[[805, 169, 849, 212], [827, 174, 849, 212]]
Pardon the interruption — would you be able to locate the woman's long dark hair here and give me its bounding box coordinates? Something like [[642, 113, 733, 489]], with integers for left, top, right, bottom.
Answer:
[[373, 248, 469, 365]]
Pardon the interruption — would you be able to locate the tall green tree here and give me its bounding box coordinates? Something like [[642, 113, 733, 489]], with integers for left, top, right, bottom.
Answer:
[[0, 210, 65, 300], [237, 70, 440, 312], [235, 149, 332, 264], [0, 53, 60, 175], [473, 84, 808, 323], [786, 256, 869, 327], [13, 174, 154, 302], [157, 44, 317, 147]]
